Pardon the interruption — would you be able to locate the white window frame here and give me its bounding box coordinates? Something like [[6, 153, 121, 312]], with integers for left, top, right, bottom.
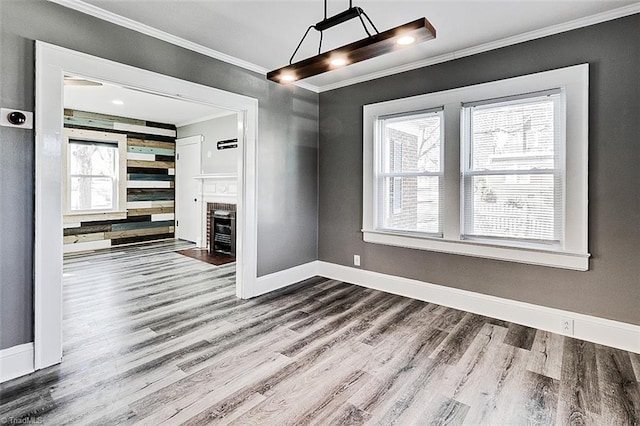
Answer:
[[461, 89, 565, 246], [391, 141, 403, 214], [363, 64, 590, 270], [378, 108, 444, 234], [62, 128, 127, 222]]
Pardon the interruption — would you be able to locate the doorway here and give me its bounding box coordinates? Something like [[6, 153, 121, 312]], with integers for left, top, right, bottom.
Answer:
[[35, 42, 259, 370], [175, 136, 202, 243]]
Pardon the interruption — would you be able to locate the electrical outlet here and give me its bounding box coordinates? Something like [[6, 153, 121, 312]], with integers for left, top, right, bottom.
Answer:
[[353, 255, 361, 267], [561, 318, 574, 335]]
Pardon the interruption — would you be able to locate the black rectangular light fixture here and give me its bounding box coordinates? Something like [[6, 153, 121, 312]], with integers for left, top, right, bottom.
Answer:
[[267, 14, 436, 84]]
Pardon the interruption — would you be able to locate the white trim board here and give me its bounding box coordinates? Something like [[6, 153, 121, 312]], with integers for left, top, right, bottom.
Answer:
[[47, 0, 317, 93], [48, 0, 640, 93], [316, 261, 640, 354], [242, 260, 639, 354], [254, 261, 319, 298], [318, 3, 640, 92], [35, 42, 260, 374], [0, 343, 34, 383], [362, 65, 589, 270]]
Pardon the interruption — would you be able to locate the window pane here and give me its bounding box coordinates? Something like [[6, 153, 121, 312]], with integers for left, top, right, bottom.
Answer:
[[69, 142, 116, 176], [465, 174, 558, 241], [70, 177, 114, 211], [382, 176, 440, 234], [470, 96, 557, 171], [382, 111, 442, 173]]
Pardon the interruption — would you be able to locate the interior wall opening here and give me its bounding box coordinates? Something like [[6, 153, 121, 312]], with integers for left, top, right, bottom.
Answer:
[[35, 42, 259, 370], [62, 75, 240, 263]]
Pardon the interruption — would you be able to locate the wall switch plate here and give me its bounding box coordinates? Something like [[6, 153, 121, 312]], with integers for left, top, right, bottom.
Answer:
[[561, 318, 574, 335], [0, 108, 33, 129], [353, 255, 361, 267]]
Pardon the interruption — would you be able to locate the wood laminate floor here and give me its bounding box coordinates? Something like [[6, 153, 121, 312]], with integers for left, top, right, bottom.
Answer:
[[1, 241, 639, 425]]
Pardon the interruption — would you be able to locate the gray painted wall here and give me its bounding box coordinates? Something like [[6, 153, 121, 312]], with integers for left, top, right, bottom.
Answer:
[[319, 14, 640, 326], [0, 0, 318, 350], [178, 114, 238, 174]]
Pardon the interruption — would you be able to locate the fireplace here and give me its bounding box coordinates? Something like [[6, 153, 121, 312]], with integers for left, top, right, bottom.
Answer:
[[206, 203, 236, 255], [195, 174, 237, 250], [210, 210, 236, 255]]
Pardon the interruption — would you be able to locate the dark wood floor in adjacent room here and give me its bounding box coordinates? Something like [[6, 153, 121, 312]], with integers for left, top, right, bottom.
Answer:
[[176, 247, 236, 266], [1, 240, 639, 425]]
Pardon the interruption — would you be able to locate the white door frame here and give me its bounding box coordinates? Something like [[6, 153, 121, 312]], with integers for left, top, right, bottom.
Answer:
[[175, 135, 203, 245], [34, 42, 259, 370]]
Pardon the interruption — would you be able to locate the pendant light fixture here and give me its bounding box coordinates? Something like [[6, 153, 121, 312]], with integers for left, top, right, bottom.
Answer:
[[267, 0, 436, 84]]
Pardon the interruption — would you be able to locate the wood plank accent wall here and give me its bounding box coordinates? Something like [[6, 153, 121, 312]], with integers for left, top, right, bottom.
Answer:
[[63, 110, 177, 252]]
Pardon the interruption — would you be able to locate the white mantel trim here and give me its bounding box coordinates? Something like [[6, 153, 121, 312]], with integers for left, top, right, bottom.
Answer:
[[195, 173, 237, 180]]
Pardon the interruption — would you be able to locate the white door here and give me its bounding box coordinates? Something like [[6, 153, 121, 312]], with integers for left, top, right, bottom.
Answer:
[[175, 135, 202, 242]]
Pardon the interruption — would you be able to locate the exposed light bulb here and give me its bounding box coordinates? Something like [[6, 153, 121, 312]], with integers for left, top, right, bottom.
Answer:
[[281, 74, 296, 82], [397, 36, 416, 45], [112, 100, 124, 105], [330, 58, 347, 67]]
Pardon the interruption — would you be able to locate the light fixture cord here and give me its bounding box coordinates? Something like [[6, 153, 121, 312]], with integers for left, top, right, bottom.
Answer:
[[358, 9, 379, 35], [288, 0, 381, 65], [289, 25, 316, 65]]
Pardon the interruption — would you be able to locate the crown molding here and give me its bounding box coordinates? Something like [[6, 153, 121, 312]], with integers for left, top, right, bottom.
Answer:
[[47, 0, 320, 93], [317, 3, 640, 92], [49, 0, 639, 94]]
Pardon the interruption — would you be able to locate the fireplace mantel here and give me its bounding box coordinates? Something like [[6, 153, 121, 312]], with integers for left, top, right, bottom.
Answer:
[[194, 173, 237, 247], [195, 174, 237, 203], [194, 173, 236, 180]]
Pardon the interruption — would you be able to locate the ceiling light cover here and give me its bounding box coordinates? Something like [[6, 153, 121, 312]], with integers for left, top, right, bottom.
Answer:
[[330, 57, 348, 67], [397, 36, 416, 45], [268, 18, 436, 84]]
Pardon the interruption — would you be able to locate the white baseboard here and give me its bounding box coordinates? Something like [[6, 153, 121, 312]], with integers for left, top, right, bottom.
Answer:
[[0, 342, 34, 383], [3, 260, 636, 386], [316, 261, 640, 354], [252, 261, 319, 298]]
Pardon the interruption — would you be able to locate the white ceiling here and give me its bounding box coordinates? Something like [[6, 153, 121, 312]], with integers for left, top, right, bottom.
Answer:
[[64, 79, 234, 126], [65, 0, 639, 91]]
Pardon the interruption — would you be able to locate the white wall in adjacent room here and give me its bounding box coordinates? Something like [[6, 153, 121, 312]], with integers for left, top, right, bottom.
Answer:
[[178, 113, 238, 174]]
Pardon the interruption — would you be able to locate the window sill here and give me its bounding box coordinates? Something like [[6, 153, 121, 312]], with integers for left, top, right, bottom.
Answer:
[[63, 211, 127, 224], [362, 229, 590, 271]]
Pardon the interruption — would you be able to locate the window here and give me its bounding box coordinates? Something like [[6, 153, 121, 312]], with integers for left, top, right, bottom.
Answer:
[[63, 128, 127, 220], [462, 90, 563, 246], [68, 140, 119, 211], [378, 109, 443, 234], [363, 64, 589, 270]]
